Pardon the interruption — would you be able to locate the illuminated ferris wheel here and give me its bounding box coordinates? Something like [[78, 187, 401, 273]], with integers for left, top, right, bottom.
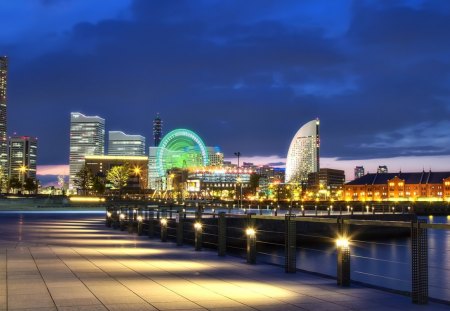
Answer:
[[156, 129, 209, 177]]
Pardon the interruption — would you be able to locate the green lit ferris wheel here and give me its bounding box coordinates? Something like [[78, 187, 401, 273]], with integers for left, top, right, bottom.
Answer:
[[156, 129, 209, 177]]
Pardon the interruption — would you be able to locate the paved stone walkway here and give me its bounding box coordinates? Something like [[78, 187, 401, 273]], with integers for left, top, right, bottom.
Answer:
[[0, 212, 447, 310]]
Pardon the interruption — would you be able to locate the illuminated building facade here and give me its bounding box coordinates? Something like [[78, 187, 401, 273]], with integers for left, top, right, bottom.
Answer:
[[0, 57, 8, 175], [8, 136, 37, 181], [85, 155, 148, 189], [186, 167, 252, 198], [153, 113, 162, 147], [355, 166, 365, 179], [108, 131, 145, 156], [307, 168, 345, 199], [285, 119, 320, 184], [207, 146, 224, 167], [344, 171, 450, 201], [69, 112, 105, 190]]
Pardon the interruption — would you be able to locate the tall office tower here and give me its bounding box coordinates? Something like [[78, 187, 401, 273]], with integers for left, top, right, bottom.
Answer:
[[8, 136, 37, 181], [354, 166, 365, 179], [207, 146, 224, 167], [69, 112, 105, 190], [153, 113, 162, 146], [148, 146, 159, 190], [0, 57, 8, 175], [108, 131, 145, 156], [285, 119, 320, 183], [377, 165, 388, 174]]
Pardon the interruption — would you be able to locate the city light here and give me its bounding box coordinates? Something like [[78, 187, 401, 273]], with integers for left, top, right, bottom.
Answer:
[[336, 238, 349, 248], [246, 228, 256, 237], [194, 222, 202, 230]]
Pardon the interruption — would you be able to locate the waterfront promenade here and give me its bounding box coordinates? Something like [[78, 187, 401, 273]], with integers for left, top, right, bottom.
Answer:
[[0, 212, 447, 311]]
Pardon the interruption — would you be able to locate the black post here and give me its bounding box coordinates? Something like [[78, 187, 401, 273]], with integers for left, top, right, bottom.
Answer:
[[337, 217, 350, 286], [411, 219, 428, 304], [246, 214, 256, 264], [285, 213, 296, 273], [218, 212, 226, 256], [176, 211, 184, 246]]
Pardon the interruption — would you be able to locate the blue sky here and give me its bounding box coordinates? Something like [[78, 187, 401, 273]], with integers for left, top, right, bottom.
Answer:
[[1, 0, 450, 182]]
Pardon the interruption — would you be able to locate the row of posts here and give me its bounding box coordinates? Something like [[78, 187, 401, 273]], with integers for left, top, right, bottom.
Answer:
[[105, 205, 428, 305]]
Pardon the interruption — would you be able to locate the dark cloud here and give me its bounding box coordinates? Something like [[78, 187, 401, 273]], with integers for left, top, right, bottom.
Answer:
[[1, 0, 450, 165]]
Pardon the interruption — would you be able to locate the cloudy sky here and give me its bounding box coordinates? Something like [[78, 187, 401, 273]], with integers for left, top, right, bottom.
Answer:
[[1, 0, 450, 182]]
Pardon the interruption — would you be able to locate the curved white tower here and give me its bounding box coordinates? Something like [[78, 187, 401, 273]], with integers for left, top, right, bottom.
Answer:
[[285, 119, 320, 183]]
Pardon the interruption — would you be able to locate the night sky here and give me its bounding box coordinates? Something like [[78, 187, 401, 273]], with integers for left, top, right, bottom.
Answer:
[[1, 0, 450, 183]]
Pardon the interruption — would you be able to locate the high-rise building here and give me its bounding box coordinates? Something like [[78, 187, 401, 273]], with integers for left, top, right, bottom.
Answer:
[[108, 131, 145, 156], [285, 119, 320, 183], [8, 136, 37, 181], [0, 57, 8, 175], [153, 113, 162, 146], [377, 165, 388, 174], [354, 166, 365, 179], [207, 146, 224, 167], [148, 146, 160, 190], [69, 112, 105, 190]]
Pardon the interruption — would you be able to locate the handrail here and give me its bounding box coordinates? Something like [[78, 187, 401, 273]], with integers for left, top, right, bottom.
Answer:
[[345, 219, 411, 228]]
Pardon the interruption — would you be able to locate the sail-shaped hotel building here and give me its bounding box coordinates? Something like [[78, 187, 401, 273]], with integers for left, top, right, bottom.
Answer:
[[285, 119, 320, 183]]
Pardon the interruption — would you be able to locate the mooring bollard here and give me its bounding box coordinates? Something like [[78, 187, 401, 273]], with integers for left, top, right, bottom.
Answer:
[[194, 221, 202, 251], [160, 218, 168, 242], [218, 212, 226, 256], [176, 211, 183, 246], [285, 214, 296, 273]]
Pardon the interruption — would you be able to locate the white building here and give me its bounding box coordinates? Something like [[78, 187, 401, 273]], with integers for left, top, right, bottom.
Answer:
[[69, 112, 105, 190], [108, 131, 145, 156], [285, 119, 320, 183]]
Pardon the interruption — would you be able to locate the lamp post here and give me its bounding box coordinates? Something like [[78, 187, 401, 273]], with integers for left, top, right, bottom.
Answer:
[[133, 166, 141, 198], [234, 152, 241, 209]]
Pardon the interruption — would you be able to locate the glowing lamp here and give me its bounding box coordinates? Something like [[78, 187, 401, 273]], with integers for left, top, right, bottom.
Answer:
[[160, 218, 168, 226], [194, 222, 202, 230], [137, 215, 143, 222], [119, 213, 125, 220], [106, 211, 112, 218], [336, 238, 349, 248], [246, 228, 256, 237]]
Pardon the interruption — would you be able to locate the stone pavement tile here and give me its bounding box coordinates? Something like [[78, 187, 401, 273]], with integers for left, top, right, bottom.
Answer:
[[291, 302, 350, 311], [8, 293, 56, 309], [97, 294, 148, 305], [207, 307, 254, 311], [195, 299, 248, 309], [8, 308, 57, 311], [253, 303, 306, 311], [151, 300, 204, 310], [141, 293, 191, 303], [105, 303, 158, 311], [53, 296, 103, 307], [58, 305, 108, 311]]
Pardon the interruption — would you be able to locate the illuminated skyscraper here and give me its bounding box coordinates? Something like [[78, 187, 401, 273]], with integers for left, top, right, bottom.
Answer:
[[8, 136, 37, 181], [153, 113, 162, 146], [285, 119, 320, 183], [69, 112, 105, 190], [108, 131, 145, 156], [0, 57, 8, 175]]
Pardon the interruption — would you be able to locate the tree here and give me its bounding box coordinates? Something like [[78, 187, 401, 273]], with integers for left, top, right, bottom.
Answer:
[[106, 164, 130, 196], [74, 165, 94, 195], [24, 178, 38, 194], [8, 177, 22, 194], [92, 175, 106, 194], [249, 174, 261, 194]]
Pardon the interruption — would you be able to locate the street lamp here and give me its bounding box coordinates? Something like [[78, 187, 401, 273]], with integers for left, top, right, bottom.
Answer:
[[234, 152, 242, 209]]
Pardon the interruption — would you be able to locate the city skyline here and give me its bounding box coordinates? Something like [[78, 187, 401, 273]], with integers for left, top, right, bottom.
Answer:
[[1, 1, 450, 184]]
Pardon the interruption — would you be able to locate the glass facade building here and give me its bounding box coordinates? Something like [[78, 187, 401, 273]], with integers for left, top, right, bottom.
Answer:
[[108, 131, 145, 156], [8, 136, 37, 181], [0, 57, 8, 175], [69, 112, 105, 190], [285, 119, 320, 183]]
